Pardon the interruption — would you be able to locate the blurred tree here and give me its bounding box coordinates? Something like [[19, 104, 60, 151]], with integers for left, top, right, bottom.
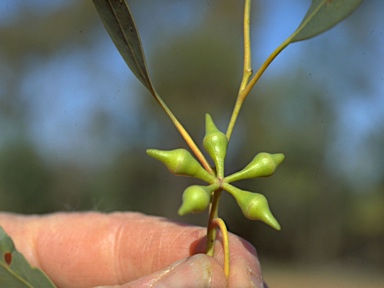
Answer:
[[0, 1, 96, 130], [0, 141, 55, 213], [0, 0, 383, 269]]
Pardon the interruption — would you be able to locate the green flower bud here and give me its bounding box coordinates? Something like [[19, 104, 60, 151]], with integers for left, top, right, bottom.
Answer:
[[178, 185, 211, 216], [224, 184, 281, 230], [225, 152, 284, 183], [203, 114, 228, 177], [147, 148, 215, 183]]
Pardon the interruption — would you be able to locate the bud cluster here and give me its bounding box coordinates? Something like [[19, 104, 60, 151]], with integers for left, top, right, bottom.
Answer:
[[147, 114, 284, 230]]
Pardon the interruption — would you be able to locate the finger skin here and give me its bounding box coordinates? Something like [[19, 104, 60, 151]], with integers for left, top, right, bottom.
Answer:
[[115, 254, 224, 288], [0, 212, 264, 287]]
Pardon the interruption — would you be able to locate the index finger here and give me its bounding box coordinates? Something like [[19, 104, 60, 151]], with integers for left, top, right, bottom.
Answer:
[[0, 212, 264, 287]]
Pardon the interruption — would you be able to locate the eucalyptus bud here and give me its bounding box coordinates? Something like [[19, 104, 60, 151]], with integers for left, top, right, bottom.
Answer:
[[147, 149, 215, 183], [203, 114, 228, 177], [225, 152, 284, 183], [178, 185, 212, 216], [224, 184, 281, 230]]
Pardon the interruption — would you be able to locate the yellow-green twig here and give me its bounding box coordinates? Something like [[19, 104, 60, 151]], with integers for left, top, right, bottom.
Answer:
[[210, 217, 230, 279], [238, 0, 252, 93], [153, 91, 214, 175], [226, 0, 252, 140], [226, 38, 290, 140]]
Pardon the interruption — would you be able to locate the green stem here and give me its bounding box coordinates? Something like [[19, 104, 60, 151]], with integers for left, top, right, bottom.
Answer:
[[226, 0, 252, 141], [226, 38, 291, 141], [206, 188, 222, 256], [238, 0, 252, 93]]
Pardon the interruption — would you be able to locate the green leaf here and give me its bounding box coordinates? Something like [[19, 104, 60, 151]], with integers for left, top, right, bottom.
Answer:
[[93, 1, 208, 167], [291, 0, 363, 42], [93, 0, 156, 94], [0, 226, 56, 287]]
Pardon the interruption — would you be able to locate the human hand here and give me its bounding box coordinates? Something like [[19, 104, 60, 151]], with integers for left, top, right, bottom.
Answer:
[[0, 212, 266, 287]]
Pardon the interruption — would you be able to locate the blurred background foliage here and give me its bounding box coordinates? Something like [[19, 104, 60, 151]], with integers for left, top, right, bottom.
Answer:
[[0, 0, 383, 282]]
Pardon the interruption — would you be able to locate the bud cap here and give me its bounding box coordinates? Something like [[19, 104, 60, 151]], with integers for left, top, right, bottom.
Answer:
[[225, 152, 284, 183], [178, 185, 211, 216], [147, 148, 215, 183], [224, 184, 281, 230], [203, 114, 228, 177]]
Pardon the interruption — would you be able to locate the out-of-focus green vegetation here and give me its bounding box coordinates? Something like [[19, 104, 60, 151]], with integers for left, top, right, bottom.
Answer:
[[0, 0, 383, 274]]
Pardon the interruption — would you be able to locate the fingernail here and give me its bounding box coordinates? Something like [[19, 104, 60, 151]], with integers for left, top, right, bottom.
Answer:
[[153, 254, 212, 288], [248, 266, 264, 288]]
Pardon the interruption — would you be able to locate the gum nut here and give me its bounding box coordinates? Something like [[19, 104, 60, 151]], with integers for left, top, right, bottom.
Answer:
[[225, 153, 285, 183], [234, 189, 281, 230], [146, 148, 215, 183], [178, 185, 211, 216], [203, 114, 228, 176]]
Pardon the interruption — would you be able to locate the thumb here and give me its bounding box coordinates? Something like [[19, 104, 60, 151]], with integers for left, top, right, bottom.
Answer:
[[97, 254, 227, 288]]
